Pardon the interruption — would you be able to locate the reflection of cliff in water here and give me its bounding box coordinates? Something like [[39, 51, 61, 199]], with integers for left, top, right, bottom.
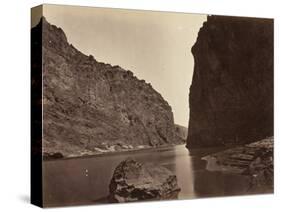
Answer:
[[189, 138, 273, 198], [174, 148, 195, 199], [43, 145, 195, 207], [42, 143, 272, 207], [190, 148, 251, 197]]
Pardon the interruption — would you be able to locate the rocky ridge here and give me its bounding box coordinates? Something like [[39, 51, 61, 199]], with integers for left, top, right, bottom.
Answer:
[[32, 17, 182, 158]]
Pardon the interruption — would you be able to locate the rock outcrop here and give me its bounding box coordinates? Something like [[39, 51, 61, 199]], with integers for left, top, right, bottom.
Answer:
[[175, 124, 188, 140], [187, 15, 273, 148], [32, 17, 182, 157], [108, 158, 180, 202], [202, 137, 273, 193]]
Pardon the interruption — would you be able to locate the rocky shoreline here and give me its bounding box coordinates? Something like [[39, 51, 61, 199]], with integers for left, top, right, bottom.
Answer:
[[202, 137, 273, 193], [43, 143, 184, 161]]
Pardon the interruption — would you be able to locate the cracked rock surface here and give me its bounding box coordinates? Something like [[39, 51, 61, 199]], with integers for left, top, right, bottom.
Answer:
[[31, 17, 183, 158], [109, 158, 180, 202]]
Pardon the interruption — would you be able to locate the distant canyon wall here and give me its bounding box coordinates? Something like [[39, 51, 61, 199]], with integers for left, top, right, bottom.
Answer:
[[187, 15, 273, 148], [32, 18, 182, 157]]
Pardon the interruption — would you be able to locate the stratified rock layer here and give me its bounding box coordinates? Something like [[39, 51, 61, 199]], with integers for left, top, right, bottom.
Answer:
[[202, 137, 273, 193], [109, 158, 180, 202], [187, 15, 273, 148], [32, 18, 181, 157]]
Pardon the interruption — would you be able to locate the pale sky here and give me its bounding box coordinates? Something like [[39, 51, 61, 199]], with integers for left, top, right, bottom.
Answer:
[[32, 4, 206, 127]]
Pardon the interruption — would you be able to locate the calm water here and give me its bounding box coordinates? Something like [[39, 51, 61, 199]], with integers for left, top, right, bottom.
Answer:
[[43, 145, 252, 207]]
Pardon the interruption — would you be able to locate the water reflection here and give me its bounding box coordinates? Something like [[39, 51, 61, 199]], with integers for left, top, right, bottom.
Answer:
[[189, 147, 251, 198], [43, 145, 195, 207], [43, 145, 252, 207], [174, 147, 195, 199]]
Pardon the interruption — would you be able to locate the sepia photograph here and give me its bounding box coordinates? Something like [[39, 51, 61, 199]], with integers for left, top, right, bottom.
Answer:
[[31, 4, 273, 208]]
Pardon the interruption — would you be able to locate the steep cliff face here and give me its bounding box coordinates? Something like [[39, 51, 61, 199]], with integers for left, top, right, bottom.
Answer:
[[34, 18, 181, 157], [187, 15, 273, 148]]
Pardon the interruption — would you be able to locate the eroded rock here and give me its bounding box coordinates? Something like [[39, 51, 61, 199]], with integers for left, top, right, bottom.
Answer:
[[202, 137, 273, 193], [109, 158, 180, 203], [31, 17, 182, 158]]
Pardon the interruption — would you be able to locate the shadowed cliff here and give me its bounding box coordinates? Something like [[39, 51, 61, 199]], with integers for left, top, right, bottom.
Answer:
[[187, 15, 273, 148], [32, 17, 182, 157]]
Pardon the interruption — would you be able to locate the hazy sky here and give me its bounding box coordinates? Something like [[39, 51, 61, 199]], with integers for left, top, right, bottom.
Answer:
[[33, 4, 206, 127]]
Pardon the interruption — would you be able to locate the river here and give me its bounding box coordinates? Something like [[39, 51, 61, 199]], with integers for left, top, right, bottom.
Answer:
[[43, 144, 251, 207]]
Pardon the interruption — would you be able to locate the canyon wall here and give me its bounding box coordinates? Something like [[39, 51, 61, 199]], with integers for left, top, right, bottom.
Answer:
[[32, 18, 182, 157], [187, 15, 273, 148]]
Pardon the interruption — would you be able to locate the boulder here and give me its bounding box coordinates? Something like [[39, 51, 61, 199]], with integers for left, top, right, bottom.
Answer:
[[108, 158, 180, 203]]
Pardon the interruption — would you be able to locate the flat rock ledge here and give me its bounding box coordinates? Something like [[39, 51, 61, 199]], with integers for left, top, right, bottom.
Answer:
[[203, 137, 273, 193], [108, 158, 180, 203]]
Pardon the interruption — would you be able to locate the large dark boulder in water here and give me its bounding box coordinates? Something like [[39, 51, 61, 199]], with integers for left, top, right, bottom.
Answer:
[[108, 158, 180, 203], [187, 15, 273, 148], [31, 17, 182, 158]]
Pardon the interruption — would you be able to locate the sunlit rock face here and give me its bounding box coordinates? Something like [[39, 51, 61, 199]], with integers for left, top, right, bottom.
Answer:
[[187, 15, 273, 148], [32, 17, 182, 157]]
